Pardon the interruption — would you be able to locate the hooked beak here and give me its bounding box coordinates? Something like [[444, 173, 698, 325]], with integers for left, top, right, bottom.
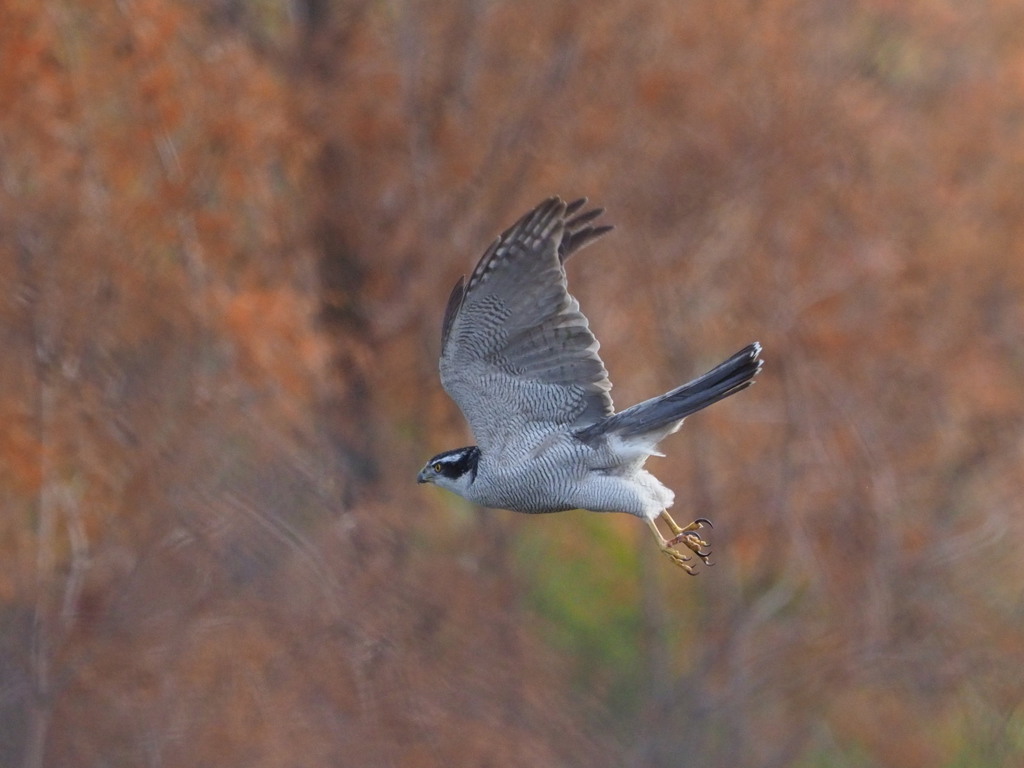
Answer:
[[416, 468, 430, 484]]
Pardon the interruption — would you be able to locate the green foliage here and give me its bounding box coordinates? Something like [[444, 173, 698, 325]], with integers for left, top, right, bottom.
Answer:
[[515, 514, 646, 716]]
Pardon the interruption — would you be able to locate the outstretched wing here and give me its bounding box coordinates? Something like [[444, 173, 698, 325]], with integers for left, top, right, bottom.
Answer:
[[440, 197, 614, 454]]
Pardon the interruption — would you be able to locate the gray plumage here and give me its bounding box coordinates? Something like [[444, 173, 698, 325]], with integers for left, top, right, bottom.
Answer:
[[418, 196, 762, 561], [439, 198, 614, 454]]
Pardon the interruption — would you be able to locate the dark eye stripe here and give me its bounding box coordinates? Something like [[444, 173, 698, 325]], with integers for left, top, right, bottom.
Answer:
[[427, 446, 481, 481]]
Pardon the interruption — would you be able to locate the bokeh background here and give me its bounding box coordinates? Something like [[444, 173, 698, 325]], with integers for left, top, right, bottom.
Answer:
[[3, 1, 1024, 766]]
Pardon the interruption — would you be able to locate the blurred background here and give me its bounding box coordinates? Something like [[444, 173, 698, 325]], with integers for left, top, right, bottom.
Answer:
[[3, 1, 1024, 766]]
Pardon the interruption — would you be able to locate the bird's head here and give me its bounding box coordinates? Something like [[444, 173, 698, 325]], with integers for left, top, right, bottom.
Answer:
[[417, 446, 481, 497]]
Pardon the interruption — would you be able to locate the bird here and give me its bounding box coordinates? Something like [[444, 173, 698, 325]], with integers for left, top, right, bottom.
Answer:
[[417, 196, 762, 573]]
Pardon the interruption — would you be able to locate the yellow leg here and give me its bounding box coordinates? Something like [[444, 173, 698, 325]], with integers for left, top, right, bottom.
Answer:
[[649, 512, 714, 574]]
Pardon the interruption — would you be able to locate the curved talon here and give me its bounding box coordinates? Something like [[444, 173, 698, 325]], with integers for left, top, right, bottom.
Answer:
[[649, 514, 716, 574]]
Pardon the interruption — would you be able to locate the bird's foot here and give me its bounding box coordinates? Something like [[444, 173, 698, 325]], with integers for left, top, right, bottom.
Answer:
[[649, 514, 714, 574], [659, 543, 700, 575], [668, 519, 713, 559], [661, 513, 713, 572]]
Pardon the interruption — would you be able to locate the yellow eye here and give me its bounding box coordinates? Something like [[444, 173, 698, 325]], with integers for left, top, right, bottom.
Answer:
[[433, 462, 443, 473]]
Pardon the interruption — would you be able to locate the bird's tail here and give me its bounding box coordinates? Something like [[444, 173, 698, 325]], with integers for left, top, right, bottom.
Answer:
[[576, 342, 762, 443]]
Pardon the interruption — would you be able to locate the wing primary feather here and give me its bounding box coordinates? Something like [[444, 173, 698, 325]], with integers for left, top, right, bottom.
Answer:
[[565, 207, 604, 229], [564, 197, 588, 217], [468, 198, 564, 291], [560, 223, 614, 263], [440, 275, 466, 350]]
